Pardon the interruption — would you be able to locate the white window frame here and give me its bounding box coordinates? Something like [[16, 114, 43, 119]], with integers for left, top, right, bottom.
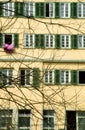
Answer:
[[1, 69, 13, 86], [20, 69, 33, 86], [43, 110, 55, 130], [60, 3, 70, 18], [44, 70, 54, 84], [18, 110, 31, 130], [3, 2, 15, 17], [60, 35, 71, 48], [45, 3, 55, 18], [78, 35, 85, 48], [0, 110, 12, 130], [78, 3, 85, 18], [76, 111, 85, 130], [24, 34, 35, 48], [60, 70, 71, 84], [24, 2, 35, 17], [45, 35, 55, 48], [3, 34, 14, 45]]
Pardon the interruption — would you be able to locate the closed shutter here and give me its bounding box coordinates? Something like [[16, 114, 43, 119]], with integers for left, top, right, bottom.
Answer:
[[55, 70, 60, 85], [71, 70, 78, 85], [35, 3, 44, 17], [71, 3, 77, 18], [55, 35, 60, 49], [15, 2, 24, 17], [32, 68, 40, 88], [35, 34, 44, 48], [0, 33, 3, 48], [71, 35, 78, 49], [14, 34, 19, 48], [55, 3, 60, 18]]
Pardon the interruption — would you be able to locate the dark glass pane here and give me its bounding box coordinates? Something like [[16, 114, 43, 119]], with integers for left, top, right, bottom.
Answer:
[[79, 71, 85, 84], [5, 35, 12, 45], [46, 3, 49, 17], [19, 117, 30, 127], [20, 70, 25, 85]]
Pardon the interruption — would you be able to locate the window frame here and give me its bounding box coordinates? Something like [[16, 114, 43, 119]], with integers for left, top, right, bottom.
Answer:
[[0, 109, 13, 129], [44, 70, 55, 84], [18, 109, 31, 130], [78, 35, 85, 48], [43, 110, 55, 130], [24, 34, 35, 48], [3, 34, 14, 45], [60, 35, 71, 48], [45, 34, 55, 48], [60, 70, 71, 84], [24, 2, 35, 17], [3, 2, 15, 17], [60, 3, 70, 18], [0, 69, 13, 86], [20, 69, 33, 86], [45, 3, 55, 18], [77, 3, 85, 18]]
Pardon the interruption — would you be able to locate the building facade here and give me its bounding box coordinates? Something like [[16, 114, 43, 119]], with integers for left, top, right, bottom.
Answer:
[[0, 0, 85, 130]]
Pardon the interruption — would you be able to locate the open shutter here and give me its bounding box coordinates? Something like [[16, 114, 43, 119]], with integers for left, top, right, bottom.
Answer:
[[35, 3, 44, 18], [71, 3, 77, 18], [55, 35, 60, 49], [71, 35, 78, 49], [40, 34, 44, 48], [14, 34, 19, 48], [0, 34, 3, 48], [0, 2, 3, 16], [55, 3, 60, 18], [55, 70, 60, 85], [9, 69, 13, 85], [32, 68, 40, 88], [15, 2, 24, 17], [71, 70, 77, 85]]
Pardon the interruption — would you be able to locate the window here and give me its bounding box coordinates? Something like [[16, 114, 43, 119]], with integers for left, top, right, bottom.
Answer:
[[66, 111, 85, 130], [0, 69, 13, 86], [43, 110, 55, 130], [78, 3, 85, 18], [24, 34, 35, 48], [45, 35, 55, 48], [3, 34, 14, 45], [78, 71, 85, 84], [0, 110, 12, 130], [60, 3, 70, 18], [24, 2, 35, 17], [78, 35, 85, 48], [44, 70, 55, 84], [60, 70, 71, 84], [18, 110, 31, 130], [60, 35, 71, 48], [20, 69, 33, 86], [45, 3, 55, 18], [3, 2, 15, 17]]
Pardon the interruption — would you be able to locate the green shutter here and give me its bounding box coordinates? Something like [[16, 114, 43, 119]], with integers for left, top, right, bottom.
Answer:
[[40, 34, 44, 48], [71, 3, 77, 18], [35, 3, 44, 18], [0, 2, 3, 17], [35, 34, 44, 48], [71, 35, 78, 49], [55, 70, 60, 85], [35, 34, 40, 48], [0, 34, 3, 48], [15, 2, 24, 17], [71, 70, 77, 85], [55, 3, 60, 18], [14, 34, 19, 48], [32, 68, 40, 88], [55, 35, 60, 49]]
